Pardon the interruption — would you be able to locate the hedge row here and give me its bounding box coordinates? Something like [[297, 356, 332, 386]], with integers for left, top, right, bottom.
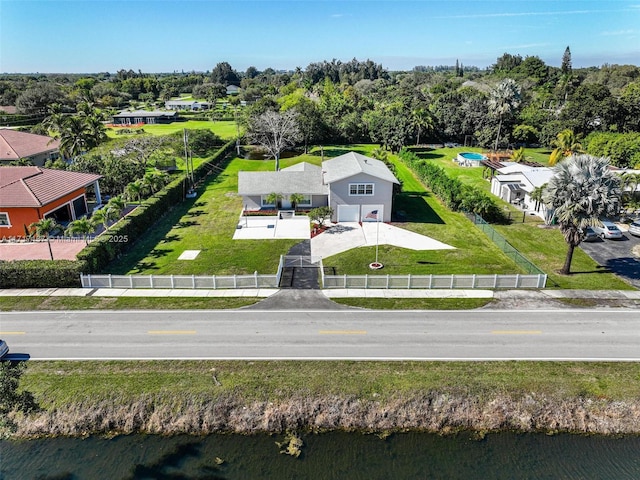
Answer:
[[0, 260, 85, 288], [77, 138, 236, 273], [398, 148, 506, 223]]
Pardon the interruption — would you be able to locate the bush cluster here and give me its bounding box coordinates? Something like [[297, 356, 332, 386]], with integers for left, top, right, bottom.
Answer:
[[586, 132, 640, 169], [398, 148, 506, 223], [0, 260, 85, 288]]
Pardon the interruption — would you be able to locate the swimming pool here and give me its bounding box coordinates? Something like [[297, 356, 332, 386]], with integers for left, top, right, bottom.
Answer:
[[457, 152, 487, 166]]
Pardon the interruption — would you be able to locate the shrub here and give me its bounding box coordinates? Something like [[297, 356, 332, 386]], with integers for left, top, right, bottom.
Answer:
[[0, 260, 85, 288]]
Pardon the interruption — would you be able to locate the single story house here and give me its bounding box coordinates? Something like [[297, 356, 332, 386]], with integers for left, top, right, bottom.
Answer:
[[111, 110, 178, 125], [238, 151, 399, 223], [489, 161, 554, 220], [165, 100, 212, 111], [0, 129, 61, 167], [0, 166, 102, 237]]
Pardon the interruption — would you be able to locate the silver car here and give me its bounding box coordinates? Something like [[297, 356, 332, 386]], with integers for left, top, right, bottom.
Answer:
[[593, 221, 623, 239], [628, 221, 640, 237], [0, 339, 8, 359]]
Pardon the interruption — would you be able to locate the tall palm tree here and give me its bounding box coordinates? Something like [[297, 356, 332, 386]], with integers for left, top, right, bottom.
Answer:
[[488, 79, 521, 152], [29, 218, 60, 260], [91, 205, 120, 232], [124, 179, 146, 203], [289, 193, 305, 210], [410, 107, 434, 146], [529, 184, 547, 212], [543, 154, 620, 275], [549, 129, 584, 166], [65, 218, 96, 245]]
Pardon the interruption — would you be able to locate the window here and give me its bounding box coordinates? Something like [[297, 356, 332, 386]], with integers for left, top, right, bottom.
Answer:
[[349, 183, 374, 196], [261, 195, 275, 207], [298, 195, 312, 207], [0, 212, 10, 227]]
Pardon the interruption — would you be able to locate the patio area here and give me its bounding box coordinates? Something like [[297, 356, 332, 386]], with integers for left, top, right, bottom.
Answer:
[[232, 215, 311, 240], [0, 238, 88, 261]]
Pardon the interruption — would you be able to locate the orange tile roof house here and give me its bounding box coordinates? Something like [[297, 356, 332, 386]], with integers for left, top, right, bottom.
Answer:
[[0, 128, 61, 167], [0, 166, 102, 238]]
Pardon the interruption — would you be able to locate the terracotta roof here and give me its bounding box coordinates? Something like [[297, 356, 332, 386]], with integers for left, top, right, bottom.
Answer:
[[0, 129, 60, 161], [0, 166, 101, 207]]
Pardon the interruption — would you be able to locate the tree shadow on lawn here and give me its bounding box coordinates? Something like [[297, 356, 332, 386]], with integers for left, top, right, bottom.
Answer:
[[393, 192, 445, 224], [103, 195, 200, 274], [176, 220, 200, 229]]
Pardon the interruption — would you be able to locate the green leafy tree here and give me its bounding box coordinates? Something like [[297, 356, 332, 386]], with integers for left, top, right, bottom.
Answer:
[[543, 154, 620, 275], [29, 217, 60, 260], [124, 179, 147, 203], [309, 206, 333, 227]]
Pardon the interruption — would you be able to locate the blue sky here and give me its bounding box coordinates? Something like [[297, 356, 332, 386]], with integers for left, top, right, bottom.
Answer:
[[1, 0, 638, 73]]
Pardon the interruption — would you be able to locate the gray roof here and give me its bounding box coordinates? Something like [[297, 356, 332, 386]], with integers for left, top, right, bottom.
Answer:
[[322, 152, 399, 184], [113, 110, 177, 118], [238, 162, 328, 195]]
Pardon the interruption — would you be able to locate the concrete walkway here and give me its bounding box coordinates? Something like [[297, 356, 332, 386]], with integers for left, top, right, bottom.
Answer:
[[1, 287, 639, 301]]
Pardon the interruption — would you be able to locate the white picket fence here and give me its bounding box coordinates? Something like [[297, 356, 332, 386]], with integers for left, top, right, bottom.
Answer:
[[321, 273, 547, 289], [80, 273, 278, 289]]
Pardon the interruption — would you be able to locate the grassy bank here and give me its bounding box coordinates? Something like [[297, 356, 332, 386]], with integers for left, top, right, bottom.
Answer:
[[11, 361, 640, 437], [0, 296, 257, 311]]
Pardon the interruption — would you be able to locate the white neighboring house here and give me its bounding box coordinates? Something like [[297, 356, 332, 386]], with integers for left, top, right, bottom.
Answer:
[[165, 100, 212, 111], [490, 162, 555, 220], [238, 152, 400, 223]]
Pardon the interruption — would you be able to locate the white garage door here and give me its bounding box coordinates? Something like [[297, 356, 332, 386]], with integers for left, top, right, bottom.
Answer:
[[337, 205, 360, 222]]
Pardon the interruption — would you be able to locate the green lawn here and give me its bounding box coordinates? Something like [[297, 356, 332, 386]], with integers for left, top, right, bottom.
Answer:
[[106, 120, 239, 140], [106, 155, 301, 275], [22, 361, 640, 409]]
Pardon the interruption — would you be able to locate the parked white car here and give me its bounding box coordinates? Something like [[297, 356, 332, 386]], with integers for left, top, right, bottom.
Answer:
[[628, 221, 640, 237], [593, 221, 623, 239]]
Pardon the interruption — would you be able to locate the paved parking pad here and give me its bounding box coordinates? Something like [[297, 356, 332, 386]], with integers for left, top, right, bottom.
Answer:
[[580, 225, 640, 288]]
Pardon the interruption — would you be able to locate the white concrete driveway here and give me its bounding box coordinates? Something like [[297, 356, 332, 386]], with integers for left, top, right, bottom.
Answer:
[[311, 222, 454, 259]]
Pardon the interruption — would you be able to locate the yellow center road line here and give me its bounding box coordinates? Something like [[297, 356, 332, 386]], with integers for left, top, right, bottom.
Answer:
[[0, 331, 26, 335], [319, 330, 367, 335], [492, 330, 542, 335], [148, 330, 197, 335]]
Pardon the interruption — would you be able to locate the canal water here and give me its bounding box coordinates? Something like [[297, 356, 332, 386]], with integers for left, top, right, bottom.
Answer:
[[2, 431, 640, 479]]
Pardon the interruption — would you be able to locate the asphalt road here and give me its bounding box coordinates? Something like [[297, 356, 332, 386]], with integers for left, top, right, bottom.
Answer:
[[2, 309, 639, 361], [580, 231, 640, 287]]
